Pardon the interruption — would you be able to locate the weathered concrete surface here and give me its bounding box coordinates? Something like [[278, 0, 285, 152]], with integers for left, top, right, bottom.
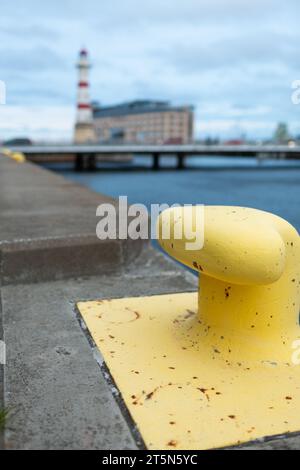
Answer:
[[2, 251, 195, 450], [0, 157, 114, 241], [0, 273, 4, 449], [0, 157, 147, 285], [0, 156, 299, 449], [0, 157, 196, 449]]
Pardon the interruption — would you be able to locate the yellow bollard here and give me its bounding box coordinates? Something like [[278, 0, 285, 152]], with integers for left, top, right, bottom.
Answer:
[[1, 148, 26, 163], [1, 148, 13, 157], [158, 206, 300, 364], [10, 151, 26, 163], [77, 206, 300, 449]]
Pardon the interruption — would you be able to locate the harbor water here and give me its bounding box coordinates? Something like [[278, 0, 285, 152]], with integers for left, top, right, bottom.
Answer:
[[46, 156, 300, 231]]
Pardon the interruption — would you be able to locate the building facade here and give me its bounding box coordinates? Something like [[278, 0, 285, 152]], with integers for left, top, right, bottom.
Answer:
[[92, 100, 194, 144]]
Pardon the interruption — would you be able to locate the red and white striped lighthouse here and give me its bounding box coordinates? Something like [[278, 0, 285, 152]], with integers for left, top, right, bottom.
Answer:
[[74, 48, 96, 143]]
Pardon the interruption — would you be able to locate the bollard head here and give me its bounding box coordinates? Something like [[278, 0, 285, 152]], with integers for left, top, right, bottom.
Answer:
[[157, 206, 294, 285]]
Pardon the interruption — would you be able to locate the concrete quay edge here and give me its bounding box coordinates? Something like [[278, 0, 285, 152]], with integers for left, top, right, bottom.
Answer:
[[0, 155, 299, 450]]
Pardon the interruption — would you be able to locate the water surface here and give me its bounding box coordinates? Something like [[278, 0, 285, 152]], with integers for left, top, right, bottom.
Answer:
[[45, 156, 300, 230]]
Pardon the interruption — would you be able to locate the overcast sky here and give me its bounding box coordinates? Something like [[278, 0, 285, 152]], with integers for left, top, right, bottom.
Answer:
[[0, 0, 299, 141]]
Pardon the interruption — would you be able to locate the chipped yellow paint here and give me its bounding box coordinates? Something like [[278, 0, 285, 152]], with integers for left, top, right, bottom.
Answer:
[[77, 206, 300, 450]]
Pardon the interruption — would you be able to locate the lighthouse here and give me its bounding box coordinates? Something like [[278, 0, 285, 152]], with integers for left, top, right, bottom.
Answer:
[[74, 48, 96, 143]]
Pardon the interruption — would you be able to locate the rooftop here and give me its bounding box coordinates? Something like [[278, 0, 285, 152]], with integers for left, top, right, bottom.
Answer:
[[92, 99, 193, 118]]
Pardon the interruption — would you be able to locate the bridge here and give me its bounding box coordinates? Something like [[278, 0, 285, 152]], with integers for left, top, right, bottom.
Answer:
[[6, 143, 300, 170]]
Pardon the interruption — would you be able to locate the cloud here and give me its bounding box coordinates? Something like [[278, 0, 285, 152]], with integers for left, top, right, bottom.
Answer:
[[0, 46, 65, 75], [0, 0, 299, 140], [0, 105, 74, 142], [158, 31, 300, 73], [0, 23, 59, 41]]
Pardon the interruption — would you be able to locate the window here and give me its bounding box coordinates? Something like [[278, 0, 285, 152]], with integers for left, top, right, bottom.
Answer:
[[110, 128, 125, 141]]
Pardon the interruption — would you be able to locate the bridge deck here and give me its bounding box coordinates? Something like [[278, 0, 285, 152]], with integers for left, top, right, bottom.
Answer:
[[5, 144, 300, 171], [5, 143, 300, 157]]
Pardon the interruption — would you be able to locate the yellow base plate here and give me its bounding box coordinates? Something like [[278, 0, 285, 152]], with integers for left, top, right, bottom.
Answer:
[[77, 293, 300, 450]]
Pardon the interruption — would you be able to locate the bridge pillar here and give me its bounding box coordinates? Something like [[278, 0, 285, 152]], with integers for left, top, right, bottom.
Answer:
[[75, 154, 84, 171], [87, 154, 96, 171], [152, 153, 160, 170], [177, 153, 185, 169]]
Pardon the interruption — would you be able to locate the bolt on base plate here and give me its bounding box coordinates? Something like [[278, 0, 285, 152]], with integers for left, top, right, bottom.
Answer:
[[77, 292, 300, 450]]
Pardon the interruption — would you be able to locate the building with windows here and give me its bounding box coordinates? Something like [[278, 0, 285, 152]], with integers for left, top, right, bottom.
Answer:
[[92, 100, 194, 144]]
